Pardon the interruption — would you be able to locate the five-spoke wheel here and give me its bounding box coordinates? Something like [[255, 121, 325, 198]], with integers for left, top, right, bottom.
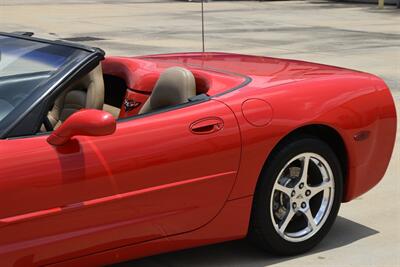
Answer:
[[249, 137, 342, 255], [271, 153, 335, 242]]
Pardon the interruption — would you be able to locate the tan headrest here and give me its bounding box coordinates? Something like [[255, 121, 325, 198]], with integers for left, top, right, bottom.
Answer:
[[139, 67, 196, 114]]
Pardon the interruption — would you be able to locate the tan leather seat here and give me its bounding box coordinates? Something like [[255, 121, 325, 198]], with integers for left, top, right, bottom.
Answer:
[[139, 67, 196, 115], [103, 103, 121, 118], [47, 64, 105, 128]]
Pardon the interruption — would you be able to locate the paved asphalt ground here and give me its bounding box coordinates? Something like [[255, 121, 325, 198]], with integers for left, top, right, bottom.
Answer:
[[1, 1, 399, 266]]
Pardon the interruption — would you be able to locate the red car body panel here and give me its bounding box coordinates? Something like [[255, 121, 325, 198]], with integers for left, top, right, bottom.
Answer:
[[0, 52, 396, 266]]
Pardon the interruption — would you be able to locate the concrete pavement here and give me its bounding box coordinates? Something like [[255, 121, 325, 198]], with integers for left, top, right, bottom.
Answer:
[[0, 1, 399, 266]]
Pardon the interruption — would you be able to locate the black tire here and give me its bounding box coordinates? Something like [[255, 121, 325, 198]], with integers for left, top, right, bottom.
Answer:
[[249, 136, 343, 255]]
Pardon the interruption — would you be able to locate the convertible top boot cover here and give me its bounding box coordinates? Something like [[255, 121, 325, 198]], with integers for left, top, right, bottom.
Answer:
[[139, 67, 196, 114]]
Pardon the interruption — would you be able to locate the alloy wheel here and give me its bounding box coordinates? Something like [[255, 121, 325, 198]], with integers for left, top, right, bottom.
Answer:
[[270, 152, 335, 242]]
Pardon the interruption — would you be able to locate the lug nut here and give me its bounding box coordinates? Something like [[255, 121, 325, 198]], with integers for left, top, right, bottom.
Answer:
[[299, 183, 304, 189], [291, 190, 296, 197], [305, 190, 311, 196], [301, 202, 307, 208], [292, 203, 297, 209]]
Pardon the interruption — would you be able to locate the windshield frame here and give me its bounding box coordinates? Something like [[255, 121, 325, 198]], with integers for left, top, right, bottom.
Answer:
[[0, 32, 105, 138]]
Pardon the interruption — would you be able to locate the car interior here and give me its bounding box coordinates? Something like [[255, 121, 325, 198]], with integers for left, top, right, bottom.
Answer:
[[46, 64, 105, 129], [42, 56, 246, 132], [102, 63, 200, 119], [43, 61, 203, 131], [100, 57, 216, 120]]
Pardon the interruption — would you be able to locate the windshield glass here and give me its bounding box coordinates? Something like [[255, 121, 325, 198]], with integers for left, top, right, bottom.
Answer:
[[0, 35, 90, 122]]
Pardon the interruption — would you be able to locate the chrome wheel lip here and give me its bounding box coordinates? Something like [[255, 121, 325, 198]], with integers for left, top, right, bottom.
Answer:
[[269, 152, 335, 243]]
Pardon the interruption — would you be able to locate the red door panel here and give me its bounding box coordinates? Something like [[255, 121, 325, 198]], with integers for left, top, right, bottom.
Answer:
[[0, 99, 241, 265], [0, 137, 116, 221], [0, 136, 163, 264], [97, 99, 241, 236]]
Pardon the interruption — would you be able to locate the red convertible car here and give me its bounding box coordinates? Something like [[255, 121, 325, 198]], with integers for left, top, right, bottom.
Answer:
[[0, 32, 396, 267]]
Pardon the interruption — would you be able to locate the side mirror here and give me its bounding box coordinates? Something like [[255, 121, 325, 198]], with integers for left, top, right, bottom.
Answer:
[[47, 109, 116, 146]]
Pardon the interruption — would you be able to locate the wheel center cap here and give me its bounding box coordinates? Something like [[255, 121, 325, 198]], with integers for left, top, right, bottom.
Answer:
[[296, 194, 304, 200]]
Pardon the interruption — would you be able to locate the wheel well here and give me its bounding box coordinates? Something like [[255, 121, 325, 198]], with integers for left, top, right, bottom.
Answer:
[[266, 125, 348, 194]]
